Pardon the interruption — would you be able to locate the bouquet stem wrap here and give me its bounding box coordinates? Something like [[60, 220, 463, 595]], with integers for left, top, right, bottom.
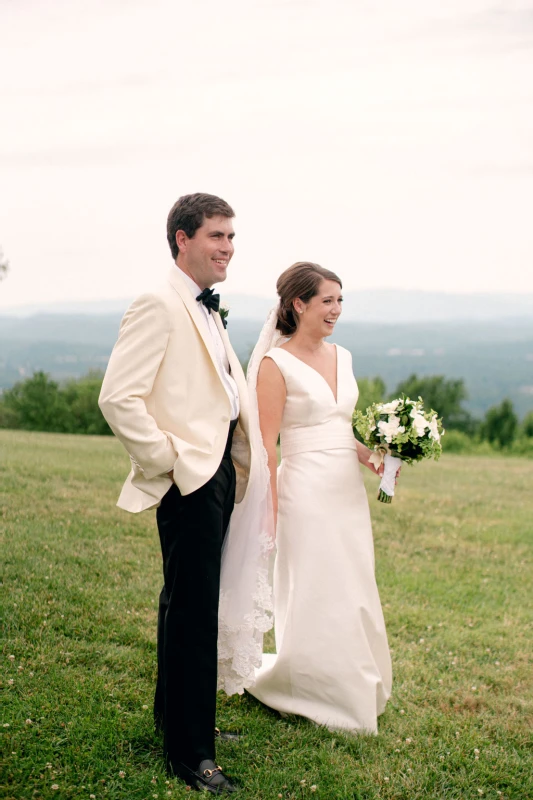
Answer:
[[378, 454, 403, 503]]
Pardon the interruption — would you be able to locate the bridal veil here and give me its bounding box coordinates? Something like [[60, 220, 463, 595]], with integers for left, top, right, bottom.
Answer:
[[217, 305, 284, 694]]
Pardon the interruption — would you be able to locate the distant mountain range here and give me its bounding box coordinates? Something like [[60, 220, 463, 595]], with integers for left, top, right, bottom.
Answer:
[[2, 289, 533, 323], [1, 309, 532, 418]]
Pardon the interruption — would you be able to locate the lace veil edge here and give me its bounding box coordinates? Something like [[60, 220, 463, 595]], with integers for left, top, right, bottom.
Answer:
[[217, 304, 283, 695]]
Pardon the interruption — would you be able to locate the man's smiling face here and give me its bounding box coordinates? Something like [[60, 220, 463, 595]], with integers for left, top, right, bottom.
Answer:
[[177, 214, 235, 289]]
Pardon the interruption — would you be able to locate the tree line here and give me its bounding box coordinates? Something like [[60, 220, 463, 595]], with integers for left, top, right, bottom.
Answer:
[[0, 370, 532, 454], [0, 371, 111, 435]]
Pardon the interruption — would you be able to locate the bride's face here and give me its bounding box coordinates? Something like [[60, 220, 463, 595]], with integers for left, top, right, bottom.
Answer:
[[295, 279, 343, 338]]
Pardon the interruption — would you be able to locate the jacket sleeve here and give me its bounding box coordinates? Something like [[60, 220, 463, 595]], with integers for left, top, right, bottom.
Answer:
[[99, 292, 178, 480]]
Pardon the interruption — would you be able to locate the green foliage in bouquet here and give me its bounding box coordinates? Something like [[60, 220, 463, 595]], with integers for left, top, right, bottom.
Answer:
[[352, 393, 444, 464]]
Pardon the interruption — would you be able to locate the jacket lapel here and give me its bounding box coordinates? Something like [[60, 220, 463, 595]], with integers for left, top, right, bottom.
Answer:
[[167, 267, 249, 435], [166, 268, 219, 370]]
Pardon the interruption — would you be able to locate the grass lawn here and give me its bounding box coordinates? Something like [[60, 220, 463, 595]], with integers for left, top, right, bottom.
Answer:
[[1, 430, 532, 800]]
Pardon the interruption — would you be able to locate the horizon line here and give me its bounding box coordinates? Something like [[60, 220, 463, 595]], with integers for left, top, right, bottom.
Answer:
[[2, 286, 533, 312]]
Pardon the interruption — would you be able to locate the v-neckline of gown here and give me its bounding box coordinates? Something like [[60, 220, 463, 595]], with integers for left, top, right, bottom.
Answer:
[[275, 343, 339, 405]]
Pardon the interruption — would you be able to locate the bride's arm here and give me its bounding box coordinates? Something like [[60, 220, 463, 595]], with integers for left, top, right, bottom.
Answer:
[[256, 357, 287, 524]]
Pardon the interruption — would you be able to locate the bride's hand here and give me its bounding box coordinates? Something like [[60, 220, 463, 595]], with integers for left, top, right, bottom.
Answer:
[[364, 451, 384, 477], [355, 441, 381, 476]]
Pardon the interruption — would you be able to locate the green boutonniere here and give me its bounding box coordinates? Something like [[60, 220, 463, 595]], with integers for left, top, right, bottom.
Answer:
[[219, 303, 230, 328]]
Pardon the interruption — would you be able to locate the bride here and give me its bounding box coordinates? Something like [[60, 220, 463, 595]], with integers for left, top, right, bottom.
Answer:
[[246, 261, 393, 733]]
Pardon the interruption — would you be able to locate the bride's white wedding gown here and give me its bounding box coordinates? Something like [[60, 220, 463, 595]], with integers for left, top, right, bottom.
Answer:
[[248, 344, 392, 733]]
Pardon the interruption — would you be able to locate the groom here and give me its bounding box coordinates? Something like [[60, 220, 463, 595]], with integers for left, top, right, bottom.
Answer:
[[99, 193, 251, 793]]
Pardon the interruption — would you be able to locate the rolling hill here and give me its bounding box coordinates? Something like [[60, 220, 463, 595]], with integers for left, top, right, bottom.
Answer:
[[1, 311, 532, 418]]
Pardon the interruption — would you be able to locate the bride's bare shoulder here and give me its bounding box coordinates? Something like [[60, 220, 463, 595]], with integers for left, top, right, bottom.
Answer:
[[259, 352, 282, 371], [257, 355, 286, 398]]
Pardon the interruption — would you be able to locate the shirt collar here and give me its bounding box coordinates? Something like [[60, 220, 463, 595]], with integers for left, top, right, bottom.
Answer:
[[176, 267, 202, 302]]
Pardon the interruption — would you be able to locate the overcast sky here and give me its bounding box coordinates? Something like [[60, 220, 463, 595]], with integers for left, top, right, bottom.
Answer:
[[0, 0, 532, 310]]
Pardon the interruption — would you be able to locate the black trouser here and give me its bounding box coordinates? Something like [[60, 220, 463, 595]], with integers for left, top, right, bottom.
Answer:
[[154, 420, 237, 768]]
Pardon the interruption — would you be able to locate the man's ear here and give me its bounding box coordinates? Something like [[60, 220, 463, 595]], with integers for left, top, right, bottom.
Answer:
[[176, 229, 188, 251]]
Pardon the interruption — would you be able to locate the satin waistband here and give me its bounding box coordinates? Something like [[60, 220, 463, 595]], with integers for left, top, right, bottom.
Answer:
[[280, 426, 357, 458]]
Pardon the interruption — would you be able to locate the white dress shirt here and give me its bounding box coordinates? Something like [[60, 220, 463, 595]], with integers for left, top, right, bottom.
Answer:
[[178, 269, 240, 420]]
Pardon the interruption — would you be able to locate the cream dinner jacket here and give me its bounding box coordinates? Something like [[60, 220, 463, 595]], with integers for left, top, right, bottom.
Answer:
[[99, 267, 251, 513]]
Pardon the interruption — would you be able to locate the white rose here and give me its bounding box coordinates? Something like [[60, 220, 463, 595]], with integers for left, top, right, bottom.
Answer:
[[378, 416, 405, 443], [411, 413, 428, 437], [380, 400, 400, 414], [428, 416, 441, 441]]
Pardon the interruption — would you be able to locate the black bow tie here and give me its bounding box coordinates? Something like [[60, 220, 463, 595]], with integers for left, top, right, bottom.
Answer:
[[196, 288, 220, 314]]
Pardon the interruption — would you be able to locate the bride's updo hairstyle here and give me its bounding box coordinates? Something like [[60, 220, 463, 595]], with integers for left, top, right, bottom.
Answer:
[[276, 262, 342, 336]]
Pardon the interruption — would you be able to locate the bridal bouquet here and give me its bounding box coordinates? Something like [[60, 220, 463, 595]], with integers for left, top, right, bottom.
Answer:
[[352, 395, 445, 503]]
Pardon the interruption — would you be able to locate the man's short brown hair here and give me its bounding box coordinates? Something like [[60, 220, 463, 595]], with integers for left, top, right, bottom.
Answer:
[[166, 193, 235, 260]]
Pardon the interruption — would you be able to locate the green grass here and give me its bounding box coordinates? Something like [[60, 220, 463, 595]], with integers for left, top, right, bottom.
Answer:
[[1, 430, 532, 800]]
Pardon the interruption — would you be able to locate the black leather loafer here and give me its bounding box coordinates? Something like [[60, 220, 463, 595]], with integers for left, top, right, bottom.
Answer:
[[173, 759, 238, 794]]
